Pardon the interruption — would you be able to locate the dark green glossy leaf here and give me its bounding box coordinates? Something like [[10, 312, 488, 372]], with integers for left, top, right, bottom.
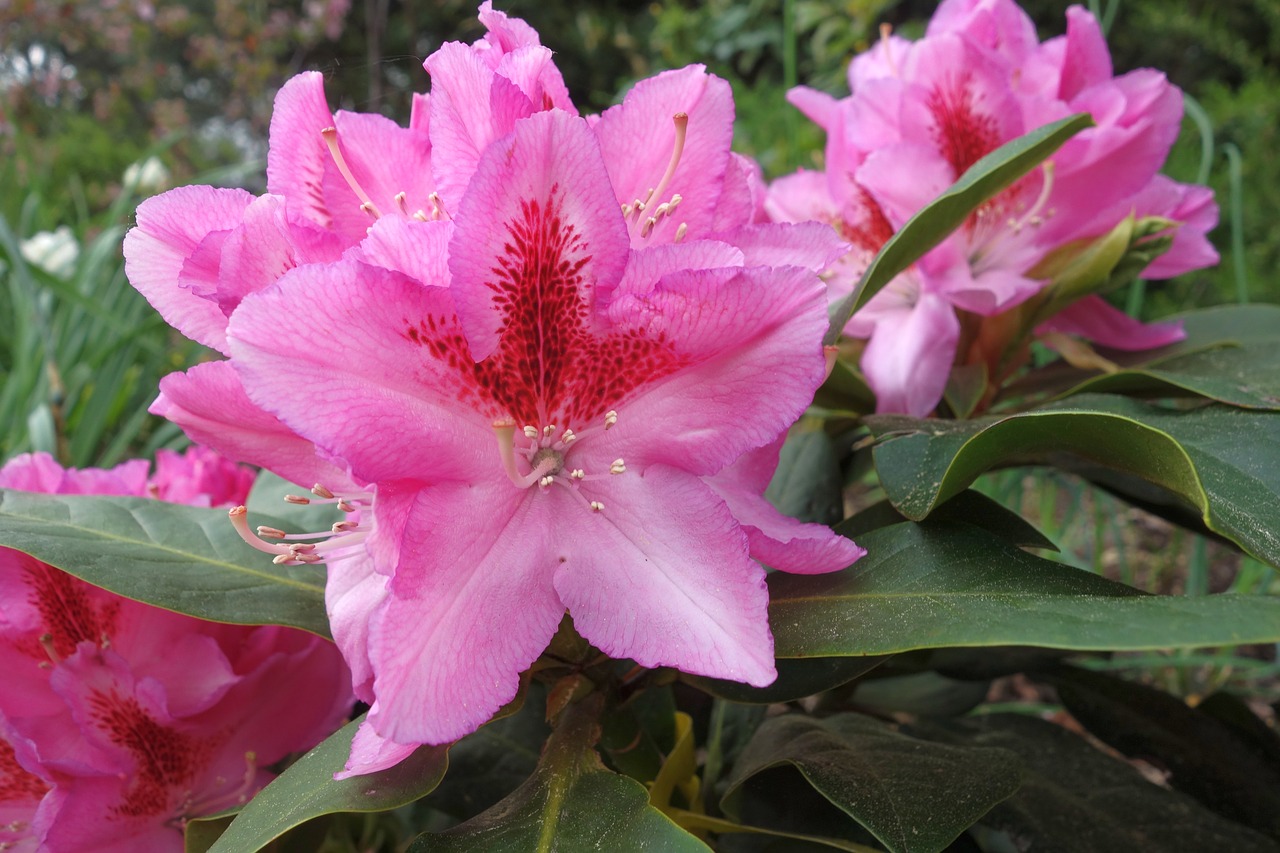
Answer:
[[411, 698, 706, 852], [867, 395, 1280, 565], [1063, 342, 1280, 409], [768, 521, 1280, 657], [0, 490, 329, 636], [1044, 666, 1280, 840], [1008, 303, 1280, 402], [766, 425, 843, 526], [723, 713, 1022, 853], [826, 113, 1093, 341], [909, 714, 1278, 852], [207, 715, 449, 853], [849, 671, 990, 718], [685, 655, 887, 704], [842, 489, 1058, 550]]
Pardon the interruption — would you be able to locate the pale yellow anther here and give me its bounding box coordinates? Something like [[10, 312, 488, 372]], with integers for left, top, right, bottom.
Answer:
[[312, 483, 335, 499], [523, 425, 540, 439], [256, 525, 287, 539], [284, 494, 310, 505], [570, 469, 585, 480], [610, 459, 626, 475], [674, 222, 688, 242], [590, 501, 605, 513]]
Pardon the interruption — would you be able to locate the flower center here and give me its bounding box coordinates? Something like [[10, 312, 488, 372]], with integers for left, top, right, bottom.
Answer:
[[492, 411, 625, 513]]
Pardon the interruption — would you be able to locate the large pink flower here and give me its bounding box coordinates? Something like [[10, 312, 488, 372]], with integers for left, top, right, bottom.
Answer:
[[769, 0, 1218, 416], [226, 105, 862, 776], [0, 451, 352, 852]]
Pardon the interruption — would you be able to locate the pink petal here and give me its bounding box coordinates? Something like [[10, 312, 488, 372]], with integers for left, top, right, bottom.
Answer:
[[228, 259, 493, 486], [786, 86, 840, 132], [362, 481, 563, 744], [424, 42, 537, 208], [711, 152, 766, 230], [765, 169, 840, 226], [448, 109, 629, 362], [714, 222, 851, 272], [857, 143, 956, 227], [265, 71, 335, 229], [555, 465, 776, 686], [1058, 5, 1112, 100], [603, 264, 830, 476], [337, 716, 420, 779], [848, 34, 913, 91], [594, 65, 735, 245], [927, 0, 1040, 67], [704, 438, 866, 574], [323, 108, 434, 243], [861, 290, 960, 416], [325, 551, 388, 704], [1036, 294, 1185, 351], [355, 216, 453, 287], [123, 185, 254, 354], [151, 361, 353, 490]]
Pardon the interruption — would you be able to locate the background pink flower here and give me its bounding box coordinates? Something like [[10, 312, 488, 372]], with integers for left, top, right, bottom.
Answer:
[[0, 450, 352, 852]]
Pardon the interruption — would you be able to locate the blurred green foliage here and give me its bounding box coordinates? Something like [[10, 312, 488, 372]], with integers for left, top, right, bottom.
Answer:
[[1, 0, 1277, 467]]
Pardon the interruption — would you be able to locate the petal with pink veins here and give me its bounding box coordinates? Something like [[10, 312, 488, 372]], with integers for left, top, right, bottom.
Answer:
[[122, 185, 254, 354], [362, 481, 563, 744], [594, 65, 735, 246], [861, 290, 961, 417], [555, 465, 775, 687], [1036, 294, 1185, 351], [265, 71, 336, 230], [704, 436, 866, 574]]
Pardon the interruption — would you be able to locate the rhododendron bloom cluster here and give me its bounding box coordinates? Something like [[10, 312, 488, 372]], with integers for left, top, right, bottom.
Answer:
[[0, 450, 352, 852], [768, 0, 1219, 416], [123, 3, 864, 778]]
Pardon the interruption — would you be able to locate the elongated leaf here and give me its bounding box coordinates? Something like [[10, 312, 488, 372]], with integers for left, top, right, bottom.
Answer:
[[768, 520, 1280, 658], [842, 489, 1058, 550], [685, 655, 887, 704], [766, 425, 843, 526], [1062, 342, 1280, 409], [723, 713, 1022, 853], [411, 697, 705, 852], [1009, 303, 1280, 402], [1044, 666, 1280, 840], [204, 716, 449, 853], [826, 113, 1093, 341], [867, 395, 1280, 565], [0, 490, 329, 635], [909, 714, 1278, 852]]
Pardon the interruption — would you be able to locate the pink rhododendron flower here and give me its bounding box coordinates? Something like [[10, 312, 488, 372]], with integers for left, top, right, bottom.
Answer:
[[768, 0, 1219, 416], [0, 451, 352, 852], [124, 3, 862, 778]]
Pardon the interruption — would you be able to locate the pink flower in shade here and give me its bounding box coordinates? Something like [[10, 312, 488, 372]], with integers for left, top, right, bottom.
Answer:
[[0, 452, 352, 852], [224, 105, 863, 776], [768, 0, 1219, 416]]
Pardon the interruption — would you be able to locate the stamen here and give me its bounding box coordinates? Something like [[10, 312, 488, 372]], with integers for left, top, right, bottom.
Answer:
[[590, 501, 605, 513], [312, 484, 335, 499], [256, 525, 287, 539], [284, 494, 310, 505], [543, 424, 556, 437], [879, 23, 901, 77], [395, 191, 409, 215], [493, 420, 557, 489], [539, 476, 554, 488], [332, 520, 359, 532], [337, 499, 357, 513], [647, 113, 688, 208], [561, 428, 576, 444], [610, 459, 626, 475], [413, 210, 429, 221], [674, 222, 688, 242], [429, 192, 450, 220], [641, 216, 658, 238], [320, 127, 383, 218], [604, 410, 618, 430], [570, 469, 585, 480], [230, 506, 292, 556], [823, 345, 840, 382]]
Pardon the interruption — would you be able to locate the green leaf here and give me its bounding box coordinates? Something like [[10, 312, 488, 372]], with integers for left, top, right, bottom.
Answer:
[[765, 424, 843, 526], [684, 655, 887, 704], [825, 113, 1093, 341], [0, 490, 329, 636], [1010, 303, 1280, 403], [867, 395, 1280, 565], [909, 714, 1278, 852], [768, 520, 1280, 658], [1044, 666, 1280, 840], [207, 715, 449, 853], [841, 489, 1058, 550], [411, 697, 706, 852], [723, 713, 1022, 853]]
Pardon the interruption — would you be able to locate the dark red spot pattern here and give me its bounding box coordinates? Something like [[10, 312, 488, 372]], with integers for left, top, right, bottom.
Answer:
[[0, 737, 48, 803], [927, 73, 1001, 177], [20, 556, 119, 660], [90, 690, 213, 819], [838, 183, 896, 255], [403, 188, 686, 427]]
